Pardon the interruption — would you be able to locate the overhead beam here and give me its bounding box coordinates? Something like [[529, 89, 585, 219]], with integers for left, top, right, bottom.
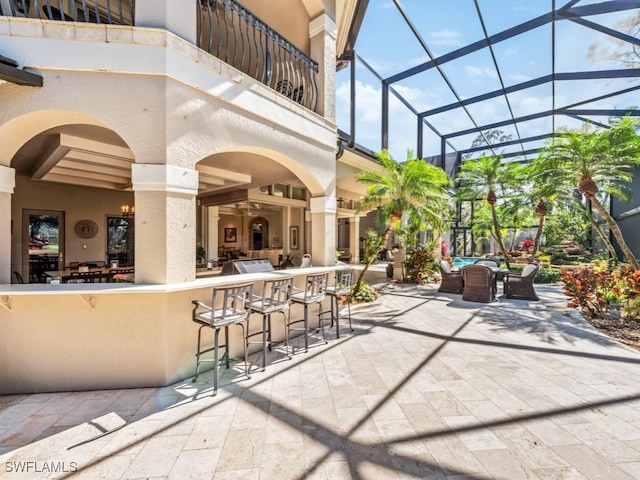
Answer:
[[458, 134, 553, 155], [420, 70, 640, 117], [385, 13, 553, 84], [0, 63, 43, 87]]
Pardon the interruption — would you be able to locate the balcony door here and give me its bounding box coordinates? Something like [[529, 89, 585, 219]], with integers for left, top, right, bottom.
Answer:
[[23, 210, 65, 283]]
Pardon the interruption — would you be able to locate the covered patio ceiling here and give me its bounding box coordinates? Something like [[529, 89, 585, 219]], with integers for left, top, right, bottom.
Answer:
[[338, 0, 640, 176]]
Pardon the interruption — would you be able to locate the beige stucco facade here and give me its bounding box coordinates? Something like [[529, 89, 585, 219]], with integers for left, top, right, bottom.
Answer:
[[0, 0, 374, 394]]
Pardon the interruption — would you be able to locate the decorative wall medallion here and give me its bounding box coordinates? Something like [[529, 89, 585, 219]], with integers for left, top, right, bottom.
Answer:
[[75, 219, 98, 239]]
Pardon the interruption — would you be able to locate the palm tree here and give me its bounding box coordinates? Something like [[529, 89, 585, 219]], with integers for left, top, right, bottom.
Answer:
[[456, 153, 522, 268], [355, 149, 450, 290], [537, 117, 640, 268]]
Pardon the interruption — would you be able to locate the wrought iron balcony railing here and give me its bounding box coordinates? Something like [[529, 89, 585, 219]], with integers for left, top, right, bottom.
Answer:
[[0, 0, 134, 25], [198, 0, 318, 113]]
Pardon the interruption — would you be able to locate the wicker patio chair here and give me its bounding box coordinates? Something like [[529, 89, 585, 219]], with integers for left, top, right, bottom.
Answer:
[[504, 264, 540, 301], [461, 264, 496, 303], [437, 260, 464, 294], [474, 259, 499, 268]]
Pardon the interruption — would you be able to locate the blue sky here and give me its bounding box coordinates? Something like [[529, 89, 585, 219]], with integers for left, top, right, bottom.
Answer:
[[336, 1, 640, 161]]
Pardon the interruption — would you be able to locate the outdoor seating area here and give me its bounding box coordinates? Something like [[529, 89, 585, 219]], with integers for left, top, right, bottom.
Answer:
[[437, 258, 532, 303], [2, 281, 640, 479]]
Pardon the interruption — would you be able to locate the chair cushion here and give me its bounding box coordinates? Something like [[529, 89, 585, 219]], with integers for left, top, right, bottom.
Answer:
[[522, 264, 537, 277], [440, 260, 451, 273]]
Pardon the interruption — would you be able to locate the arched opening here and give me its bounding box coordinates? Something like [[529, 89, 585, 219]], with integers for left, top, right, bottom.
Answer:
[[6, 115, 136, 283]]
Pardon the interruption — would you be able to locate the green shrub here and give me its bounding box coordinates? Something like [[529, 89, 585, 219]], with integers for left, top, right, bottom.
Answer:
[[352, 282, 378, 302]]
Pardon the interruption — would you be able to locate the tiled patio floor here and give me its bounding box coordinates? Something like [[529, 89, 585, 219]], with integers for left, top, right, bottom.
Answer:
[[2, 280, 640, 479]]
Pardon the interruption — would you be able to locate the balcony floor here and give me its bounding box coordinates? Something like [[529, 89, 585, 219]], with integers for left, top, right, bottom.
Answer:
[[1, 273, 640, 479]]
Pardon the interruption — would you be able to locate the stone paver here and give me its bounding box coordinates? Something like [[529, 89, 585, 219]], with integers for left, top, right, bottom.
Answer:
[[1, 281, 640, 479]]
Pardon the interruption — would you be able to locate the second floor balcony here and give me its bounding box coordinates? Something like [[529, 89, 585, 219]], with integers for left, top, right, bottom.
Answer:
[[0, 0, 319, 113]]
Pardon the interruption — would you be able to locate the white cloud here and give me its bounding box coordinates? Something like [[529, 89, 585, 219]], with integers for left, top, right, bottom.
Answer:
[[507, 73, 532, 83], [466, 65, 498, 79], [429, 29, 464, 47]]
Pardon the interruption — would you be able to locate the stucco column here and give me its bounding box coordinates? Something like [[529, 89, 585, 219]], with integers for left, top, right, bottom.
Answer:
[[0, 165, 15, 284], [309, 14, 337, 121], [349, 216, 360, 264], [309, 196, 336, 266], [132, 164, 199, 284], [135, 0, 197, 44], [206, 205, 219, 263]]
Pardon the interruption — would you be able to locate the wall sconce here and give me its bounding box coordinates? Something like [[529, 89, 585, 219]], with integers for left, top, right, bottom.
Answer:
[[121, 205, 135, 218]]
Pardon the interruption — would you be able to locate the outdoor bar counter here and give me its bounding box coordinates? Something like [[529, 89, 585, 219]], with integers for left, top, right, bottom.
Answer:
[[0, 267, 340, 395]]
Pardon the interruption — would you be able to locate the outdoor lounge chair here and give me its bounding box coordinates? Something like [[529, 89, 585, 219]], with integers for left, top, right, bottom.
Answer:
[[437, 260, 464, 294], [461, 264, 495, 303], [504, 264, 540, 301]]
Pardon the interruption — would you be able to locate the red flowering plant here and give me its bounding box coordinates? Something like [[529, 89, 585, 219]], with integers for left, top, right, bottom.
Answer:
[[519, 238, 534, 253], [562, 261, 633, 319]]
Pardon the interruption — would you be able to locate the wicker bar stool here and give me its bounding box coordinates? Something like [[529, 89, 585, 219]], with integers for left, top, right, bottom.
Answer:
[[288, 271, 329, 353], [247, 275, 293, 371], [191, 282, 254, 395]]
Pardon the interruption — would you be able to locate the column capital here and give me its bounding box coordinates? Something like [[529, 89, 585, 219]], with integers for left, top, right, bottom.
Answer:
[[309, 14, 337, 39], [132, 164, 199, 195], [309, 195, 337, 214], [0, 165, 15, 194]]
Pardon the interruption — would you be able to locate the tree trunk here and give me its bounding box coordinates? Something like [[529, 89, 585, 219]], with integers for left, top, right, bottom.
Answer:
[[588, 194, 639, 268], [354, 223, 393, 293], [490, 204, 510, 269], [589, 215, 618, 259], [532, 215, 545, 256]]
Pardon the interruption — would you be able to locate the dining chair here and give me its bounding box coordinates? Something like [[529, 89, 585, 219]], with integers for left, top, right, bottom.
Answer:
[[474, 259, 499, 268], [504, 264, 540, 301], [191, 282, 254, 395], [247, 275, 293, 371], [437, 260, 464, 294], [288, 272, 329, 353], [461, 264, 496, 303], [325, 269, 354, 338], [69, 271, 102, 283]]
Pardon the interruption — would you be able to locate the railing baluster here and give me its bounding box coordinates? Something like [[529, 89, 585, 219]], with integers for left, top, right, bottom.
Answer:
[[197, 0, 318, 112], [1, 1, 133, 25]]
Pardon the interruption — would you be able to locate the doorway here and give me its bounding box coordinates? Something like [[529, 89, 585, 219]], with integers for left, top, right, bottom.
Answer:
[[250, 217, 269, 250], [107, 216, 134, 266], [23, 210, 65, 283]]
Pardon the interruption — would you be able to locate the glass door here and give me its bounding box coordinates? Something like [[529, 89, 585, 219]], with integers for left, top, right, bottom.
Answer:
[[23, 210, 65, 283], [107, 216, 134, 267]]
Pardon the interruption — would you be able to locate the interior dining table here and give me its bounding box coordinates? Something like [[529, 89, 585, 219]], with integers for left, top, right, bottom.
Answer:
[[44, 266, 134, 283]]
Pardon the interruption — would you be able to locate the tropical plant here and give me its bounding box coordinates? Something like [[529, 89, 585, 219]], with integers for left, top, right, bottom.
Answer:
[[355, 149, 450, 290], [404, 239, 439, 284], [536, 117, 640, 268], [456, 153, 523, 268], [353, 229, 384, 297]]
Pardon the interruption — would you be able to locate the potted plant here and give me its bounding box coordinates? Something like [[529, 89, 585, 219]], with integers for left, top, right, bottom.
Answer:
[[386, 262, 394, 278]]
